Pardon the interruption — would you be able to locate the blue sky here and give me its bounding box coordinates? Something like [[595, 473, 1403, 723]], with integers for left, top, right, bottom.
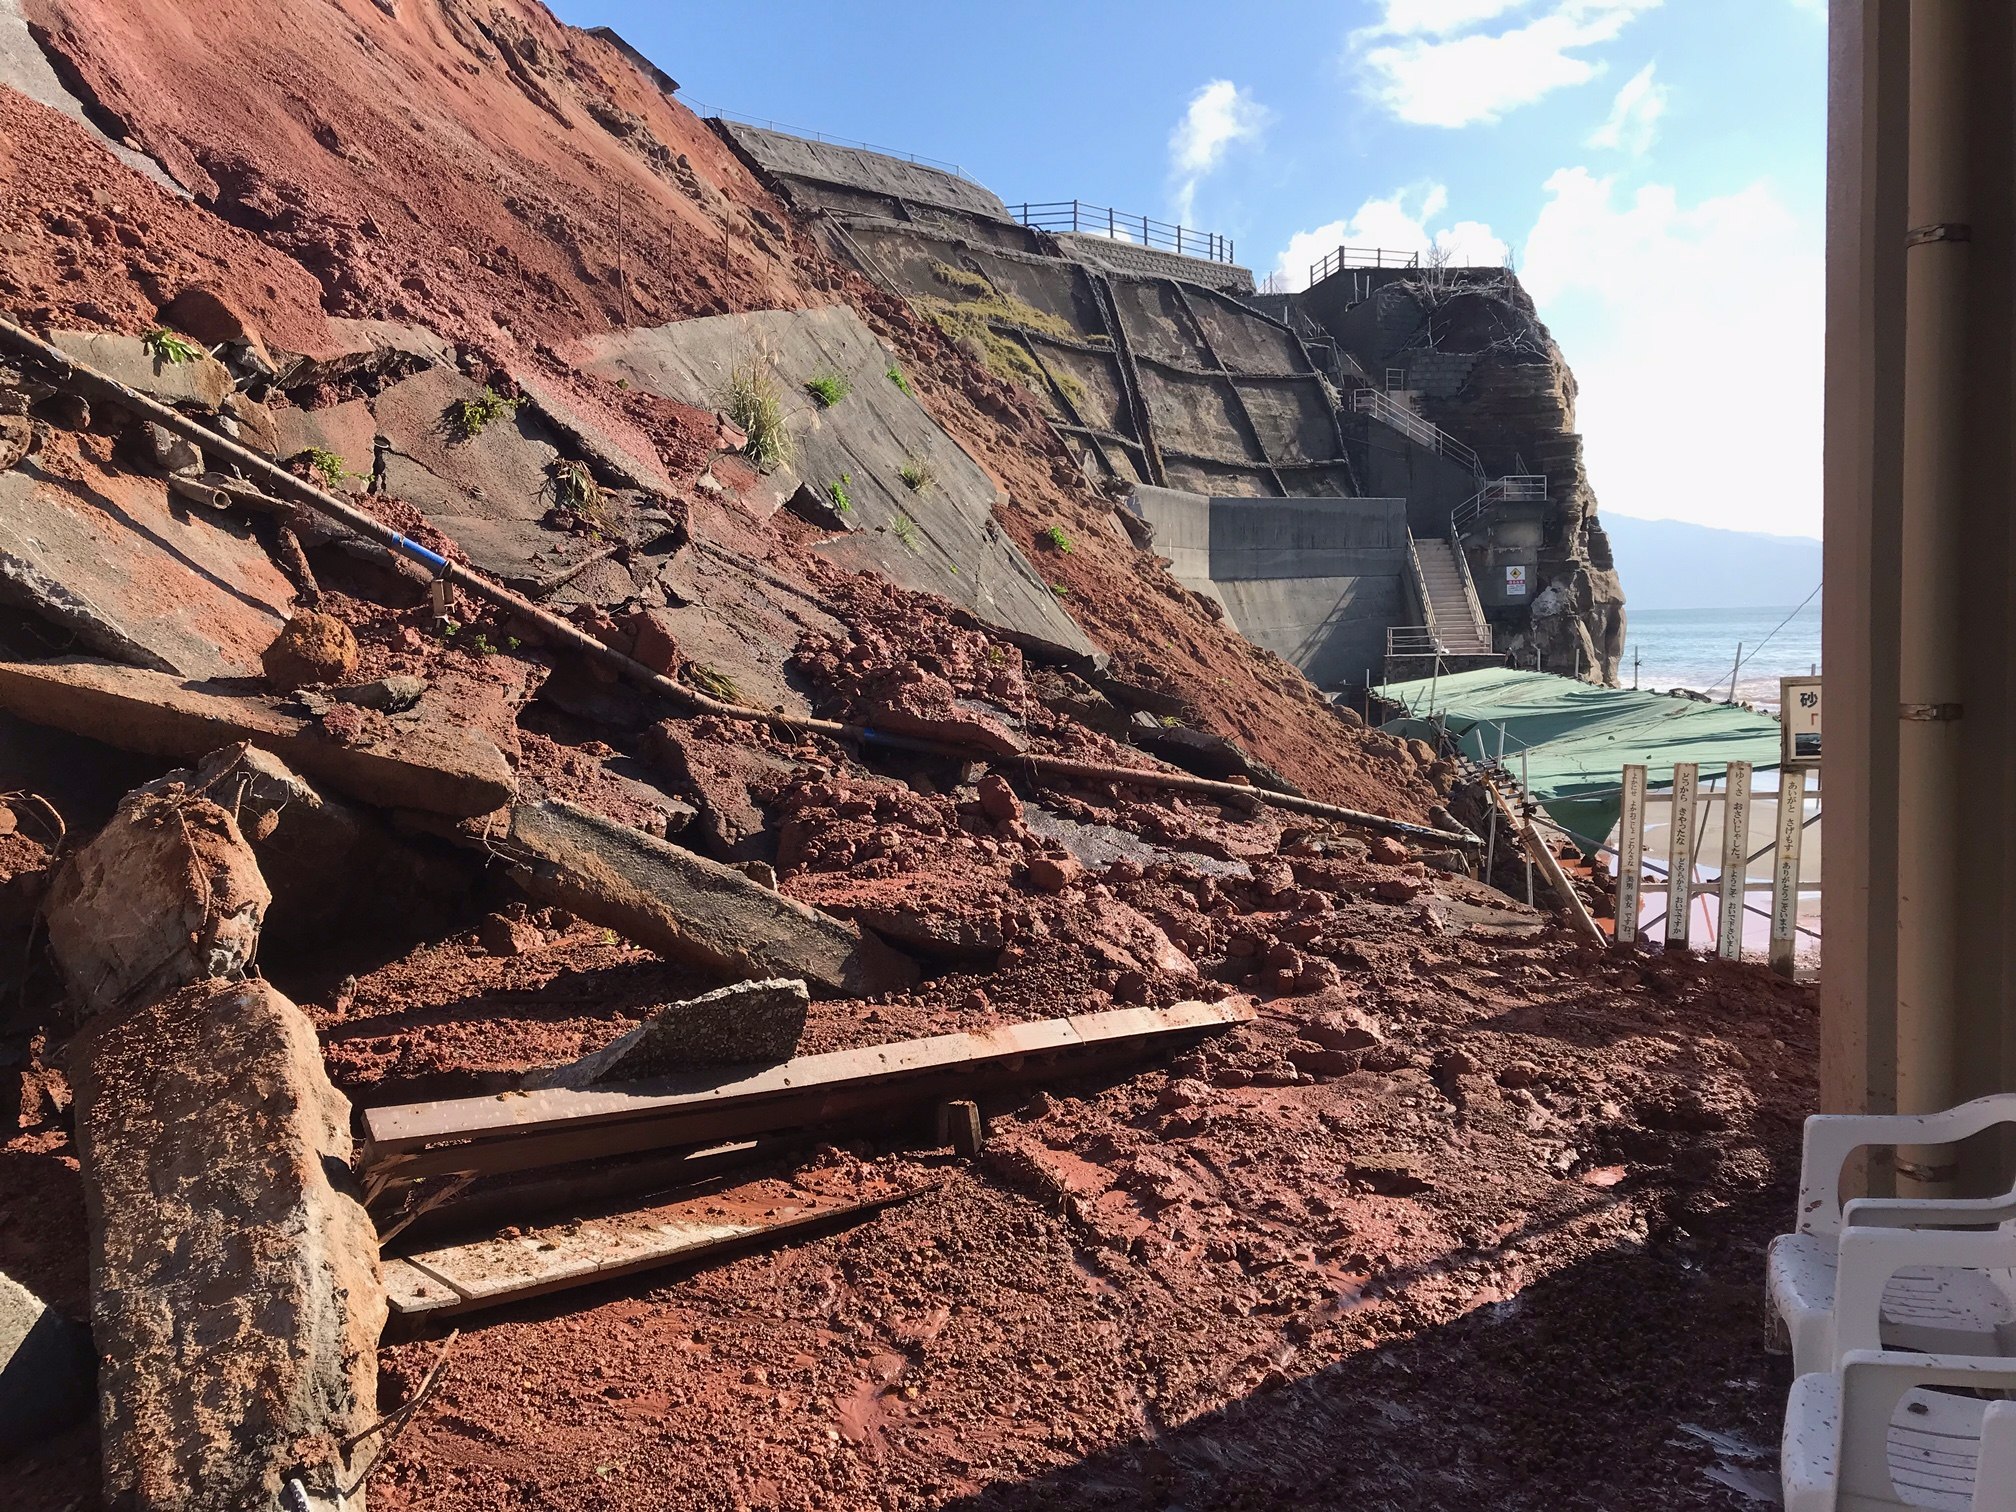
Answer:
[[552, 0, 1826, 538]]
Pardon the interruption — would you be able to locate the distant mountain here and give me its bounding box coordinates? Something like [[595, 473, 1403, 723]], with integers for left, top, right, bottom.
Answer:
[[1600, 515, 1823, 611]]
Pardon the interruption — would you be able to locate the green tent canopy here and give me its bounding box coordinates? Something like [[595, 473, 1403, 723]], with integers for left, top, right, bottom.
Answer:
[[1376, 667, 1784, 849]]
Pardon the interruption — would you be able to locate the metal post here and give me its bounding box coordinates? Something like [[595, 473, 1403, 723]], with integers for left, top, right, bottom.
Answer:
[[1616, 763, 1647, 944], [1770, 767, 1807, 978], [1726, 642, 1743, 703], [1108, 205, 1115, 239], [1633, 647, 1640, 689], [1520, 751, 1534, 907], [1717, 761, 1753, 960], [1666, 763, 1699, 951], [1176, 224, 1183, 257]]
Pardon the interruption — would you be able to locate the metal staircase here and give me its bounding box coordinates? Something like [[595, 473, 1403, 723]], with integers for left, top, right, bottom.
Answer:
[[1412, 536, 1494, 655]]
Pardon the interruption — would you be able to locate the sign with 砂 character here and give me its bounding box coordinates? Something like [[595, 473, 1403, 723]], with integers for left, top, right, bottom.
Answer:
[[1781, 677, 1821, 768]]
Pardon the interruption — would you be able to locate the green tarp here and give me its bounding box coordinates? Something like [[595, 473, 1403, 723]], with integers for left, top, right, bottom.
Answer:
[[1376, 667, 1783, 849]]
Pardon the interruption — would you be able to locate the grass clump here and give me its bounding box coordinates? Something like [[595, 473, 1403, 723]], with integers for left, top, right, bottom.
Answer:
[[889, 513, 921, 552], [722, 358, 793, 470], [1051, 582, 1071, 598], [141, 328, 202, 365], [804, 371, 851, 408], [885, 364, 913, 396], [451, 386, 520, 441], [826, 474, 854, 515], [897, 458, 934, 494], [295, 447, 350, 491], [928, 260, 993, 297], [686, 663, 742, 702], [1040, 524, 1073, 553]]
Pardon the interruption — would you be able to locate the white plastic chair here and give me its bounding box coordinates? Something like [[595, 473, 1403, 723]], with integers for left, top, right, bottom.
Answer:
[[1782, 1352, 2016, 1511], [1768, 1096, 2016, 1376]]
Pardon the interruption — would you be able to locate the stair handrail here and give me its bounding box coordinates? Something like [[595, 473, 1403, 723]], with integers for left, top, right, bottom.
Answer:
[[1445, 535, 1490, 647], [1450, 473, 1547, 539], [1404, 533, 1447, 651], [1352, 389, 1482, 477]]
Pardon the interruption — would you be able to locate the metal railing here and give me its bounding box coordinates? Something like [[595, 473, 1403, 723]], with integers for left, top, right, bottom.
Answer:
[[1451, 474, 1547, 538], [1386, 626, 1445, 656], [1444, 537, 1491, 645], [1353, 389, 1482, 476], [1013, 201, 1235, 265], [1256, 271, 1290, 296], [1309, 245, 1419, 286]]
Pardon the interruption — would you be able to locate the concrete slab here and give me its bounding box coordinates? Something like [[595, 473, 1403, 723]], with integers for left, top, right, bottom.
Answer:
[[529, 978, 811, 1086], [267, 397, 375, 494], [369, 365, 664, 591], [576, 306, 1101, 663], [0, 1270, 93, 1455], [0, 461, 295, 677], [48, 330, 231, 409], [0, 657, 516, 816], [505, 797, 918, 998]]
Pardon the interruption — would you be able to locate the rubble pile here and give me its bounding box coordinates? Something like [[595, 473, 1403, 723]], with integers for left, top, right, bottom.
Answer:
[[0, 3, 1815, 1509]]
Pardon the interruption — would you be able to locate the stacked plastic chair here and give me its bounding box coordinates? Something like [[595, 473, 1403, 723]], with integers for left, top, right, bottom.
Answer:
[[1769, 1095, 2016, 1509]]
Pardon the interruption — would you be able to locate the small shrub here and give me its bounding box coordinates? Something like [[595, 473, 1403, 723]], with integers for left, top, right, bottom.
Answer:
[[1040, 524, 1074, 553], [886, 364, 912, 396], [890, 513, 921, 552], [551, 459, 608, 531], [296, 447, 349, 490], [1051, 582, 1071, 598], [804, 371, 851, 407], [451, 386, 519, 441], [898, 458, 934, 494], [722, 359, 793, 469], [687, 663, 742, 702], [826, 475, 854, 515], [141, 328, 202, 365], [987, 645, 1006, 666]]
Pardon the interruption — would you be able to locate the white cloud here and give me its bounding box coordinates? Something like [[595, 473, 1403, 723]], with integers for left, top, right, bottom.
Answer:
[[1167, 79, 1269, 224], [1586, 61, 1667, 154], [1521, 166, 1822, 535], [1371, 0, 1529, 35], [1355, 0, 1663, 128], [1273, 183, 1509, 291]]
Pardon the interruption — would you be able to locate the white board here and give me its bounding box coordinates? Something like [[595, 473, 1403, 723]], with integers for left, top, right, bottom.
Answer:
[[1716, 762, 1752, 960], [1665, 763, 1699, 951], [1616, 764, 1647, 945]]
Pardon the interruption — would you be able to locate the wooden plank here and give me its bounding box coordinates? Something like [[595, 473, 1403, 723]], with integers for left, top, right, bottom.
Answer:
[[1716, 761, 1753, 960], [1664, 763, 1699, 951], [1615, 764, 1647, 945], [1770, 768, 1808, 978], [362, 1000, 1252, 1188], [385, 1184, 926, 1319]]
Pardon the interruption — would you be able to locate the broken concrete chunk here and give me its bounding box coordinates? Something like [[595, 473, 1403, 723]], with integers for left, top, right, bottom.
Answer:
[[503, 797, 916, 997], [135, 421, 202, 476], [261, 610, 360, 691], [0, 1270, 94, 1455], [528, 978, 811, 1088], [45, 790, 269, 1019], [332, 674, 427, 712], [73, 979, 384, 1512], [49, 330, 233, 410], [0, 657, 515, 817]]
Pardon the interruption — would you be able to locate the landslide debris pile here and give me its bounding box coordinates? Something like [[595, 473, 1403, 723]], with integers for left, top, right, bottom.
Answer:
[[0, 4, 1811, 1510]]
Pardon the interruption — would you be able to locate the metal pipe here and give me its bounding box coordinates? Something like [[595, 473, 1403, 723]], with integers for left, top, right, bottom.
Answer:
[[0, 316, 1478, 851], [1894, 0, 1972, 1191]]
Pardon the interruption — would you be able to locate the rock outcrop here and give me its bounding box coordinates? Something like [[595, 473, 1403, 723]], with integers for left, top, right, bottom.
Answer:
[[72, 978, 383, 1512]]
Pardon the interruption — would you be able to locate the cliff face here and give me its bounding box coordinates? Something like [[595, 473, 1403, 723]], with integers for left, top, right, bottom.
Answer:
[[1305, 269, 1627, 684]]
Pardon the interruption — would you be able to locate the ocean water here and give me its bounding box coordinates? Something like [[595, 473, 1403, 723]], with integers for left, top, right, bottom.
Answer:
[[1622, 604, 1821, 710]]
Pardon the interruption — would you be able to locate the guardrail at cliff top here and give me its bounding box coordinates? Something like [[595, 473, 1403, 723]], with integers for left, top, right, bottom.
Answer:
[[1309, 245, 1420, 287], [1014, 202, 1235, 266]]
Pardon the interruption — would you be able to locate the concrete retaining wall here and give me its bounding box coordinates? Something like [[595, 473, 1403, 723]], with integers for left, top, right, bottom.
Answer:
[[1129, 489, 1409, 687]]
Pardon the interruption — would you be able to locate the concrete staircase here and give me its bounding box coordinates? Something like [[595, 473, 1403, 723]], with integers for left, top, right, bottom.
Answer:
[[1414, 536, 1493, 654]]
